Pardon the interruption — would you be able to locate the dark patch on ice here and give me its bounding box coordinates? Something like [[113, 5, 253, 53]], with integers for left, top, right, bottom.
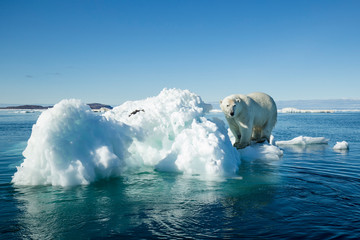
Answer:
[[129, 109, 145, 117]]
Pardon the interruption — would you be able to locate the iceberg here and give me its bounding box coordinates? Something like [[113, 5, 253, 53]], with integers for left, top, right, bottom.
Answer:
[[12, 89, 240, 186]]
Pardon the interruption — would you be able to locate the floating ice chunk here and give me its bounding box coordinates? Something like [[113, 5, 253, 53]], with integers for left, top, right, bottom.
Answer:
[[333, 141, 349, 150], [276, 136, 329, 146]]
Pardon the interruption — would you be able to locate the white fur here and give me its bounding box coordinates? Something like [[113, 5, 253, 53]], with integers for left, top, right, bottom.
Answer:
[[220, 92, 277, 149]]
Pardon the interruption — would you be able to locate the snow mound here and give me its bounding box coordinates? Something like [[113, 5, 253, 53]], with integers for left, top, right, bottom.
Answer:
[[104, 88, 239, 177], [12, 99, 132, 186], [333, 141, 349, 150], [276, 136, 329, 146]]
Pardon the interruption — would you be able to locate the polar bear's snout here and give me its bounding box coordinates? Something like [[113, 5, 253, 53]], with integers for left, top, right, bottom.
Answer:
[[220, 98, 238, 118], [230, 104, 237, 117]]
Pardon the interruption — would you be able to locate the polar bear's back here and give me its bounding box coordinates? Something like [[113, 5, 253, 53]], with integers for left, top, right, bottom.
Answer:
[[247, 92, 277, 121], [247, 92, 276, 109]]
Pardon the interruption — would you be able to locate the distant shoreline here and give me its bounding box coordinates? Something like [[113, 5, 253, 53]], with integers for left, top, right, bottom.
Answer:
[[0, 105, 51, 110], [0, 103, 113, 110]]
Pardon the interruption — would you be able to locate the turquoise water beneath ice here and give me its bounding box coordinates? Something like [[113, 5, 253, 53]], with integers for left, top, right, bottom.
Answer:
[[1, 110, 360, 239]]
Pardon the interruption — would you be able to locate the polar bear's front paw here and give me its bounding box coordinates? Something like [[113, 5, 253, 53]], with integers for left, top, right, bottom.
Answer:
[[233, 142, 248, 149]]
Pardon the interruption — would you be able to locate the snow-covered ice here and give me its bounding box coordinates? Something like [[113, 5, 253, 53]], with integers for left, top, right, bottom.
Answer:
[[239, 143, 283, 161], [12, 89, 244, 186], [227, 129, 283, 161], [103, 88, 239, 178], [11, 99, 133, 186]]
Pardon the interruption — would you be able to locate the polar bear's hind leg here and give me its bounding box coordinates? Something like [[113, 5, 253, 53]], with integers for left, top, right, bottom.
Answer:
[[261, 120, 275, 143], [251, 127, 263, 142]]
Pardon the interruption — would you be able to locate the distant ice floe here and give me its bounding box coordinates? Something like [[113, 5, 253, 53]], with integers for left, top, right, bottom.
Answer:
[[278, 108, 335, 113], [0, 109, 45, 114], [278, 107, 360, 113], [333, 141, 349, 150], [275, 136, 329, 146]]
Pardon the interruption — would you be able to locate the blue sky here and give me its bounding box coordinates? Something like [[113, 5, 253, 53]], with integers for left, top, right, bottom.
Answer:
[[1, 0, 360, 105]]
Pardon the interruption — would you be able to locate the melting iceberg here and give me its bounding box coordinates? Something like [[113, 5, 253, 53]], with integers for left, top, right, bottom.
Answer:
[[12, 89, 241, 186]]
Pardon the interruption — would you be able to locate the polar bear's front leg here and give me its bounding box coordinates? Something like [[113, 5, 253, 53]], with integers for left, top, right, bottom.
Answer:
[[236, 122, 252, 149], [232, 132, 242, 148], [226, 117, 241, 147]]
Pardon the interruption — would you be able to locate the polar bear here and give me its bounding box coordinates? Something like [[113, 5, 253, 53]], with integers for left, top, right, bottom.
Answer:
[[220, 92, 277, 149]]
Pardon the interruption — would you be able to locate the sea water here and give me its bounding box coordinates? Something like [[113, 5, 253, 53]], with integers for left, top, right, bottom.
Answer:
[[1, 95, 360, 239]]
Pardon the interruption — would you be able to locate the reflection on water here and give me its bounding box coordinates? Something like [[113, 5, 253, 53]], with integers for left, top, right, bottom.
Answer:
[[13, 162, 279, 239], [333, 148, 349, 155]]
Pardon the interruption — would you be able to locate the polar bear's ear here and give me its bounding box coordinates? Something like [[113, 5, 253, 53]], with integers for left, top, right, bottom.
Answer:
[[220, 100, 222, 104], [235, 98, 241, 102]]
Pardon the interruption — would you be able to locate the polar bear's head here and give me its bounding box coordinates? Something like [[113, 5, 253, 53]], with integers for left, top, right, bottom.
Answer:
[[220, 96, 242, 118]]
